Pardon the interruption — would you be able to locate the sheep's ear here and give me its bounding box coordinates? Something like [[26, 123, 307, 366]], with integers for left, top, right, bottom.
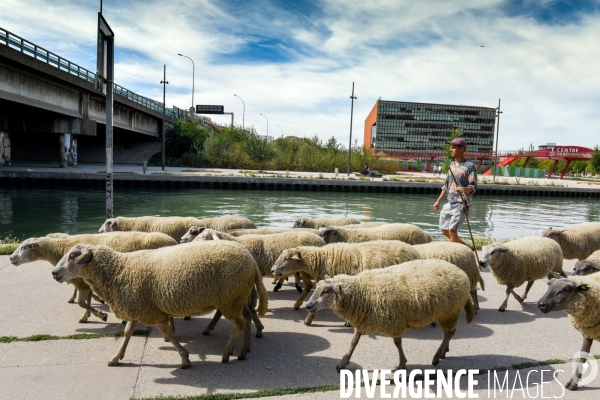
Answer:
[[577, 284, 589, 292], [301, 221, 305, 226], [198, 227, 206, 233], [592, 263, 600, 271], [26, 241, 39, 250], [547, 269, 563, 279], [211, 232, 221, 241], [496, 246, 509, 253], [332, 281, 342, 294], [75, 246, 94, 265], [292, 252, 302, 261]]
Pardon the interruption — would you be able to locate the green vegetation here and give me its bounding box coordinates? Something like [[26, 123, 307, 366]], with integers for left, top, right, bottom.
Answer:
[[590, 145, 600, 182], [0, 328, 151, 343], [0, 235, 20, 255], [149, 120, 392, 173]]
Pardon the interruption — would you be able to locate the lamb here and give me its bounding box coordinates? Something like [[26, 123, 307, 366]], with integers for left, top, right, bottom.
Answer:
[[271, 240, 421, 324], [537, 272, 600, 391], [51, 241, 267, 368], [413, 242, 485, 311], [318, 223, 432, 245], [573, 250, 600, 276], [99, 216, 206, 243], [479, 236, 565, 312], [293, 216, 361, 229], [542, 222, 600, 260], [197, 216, 256, 231], [9, 232, 177, 322], [305, 260, 475, 371]]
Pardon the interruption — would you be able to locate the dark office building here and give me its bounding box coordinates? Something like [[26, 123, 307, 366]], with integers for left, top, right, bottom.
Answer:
[[364, 100, 496, 154]]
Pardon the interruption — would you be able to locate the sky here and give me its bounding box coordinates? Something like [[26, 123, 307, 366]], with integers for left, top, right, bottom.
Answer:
[[2, 0, 600, 150]]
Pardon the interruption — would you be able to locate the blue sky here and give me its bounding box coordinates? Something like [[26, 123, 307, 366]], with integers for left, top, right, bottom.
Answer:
[[2, 0, 600, 150]]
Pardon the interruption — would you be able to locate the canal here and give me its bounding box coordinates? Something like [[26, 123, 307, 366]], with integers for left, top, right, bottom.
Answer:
[[1, 187, 599, 240]]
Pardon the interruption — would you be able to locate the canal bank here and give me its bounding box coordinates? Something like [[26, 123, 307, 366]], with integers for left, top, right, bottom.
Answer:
[[2, 163, 599, 197]]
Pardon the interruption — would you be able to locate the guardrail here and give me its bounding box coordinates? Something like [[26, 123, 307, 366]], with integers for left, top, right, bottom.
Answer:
[[0, 27, 181, 120]]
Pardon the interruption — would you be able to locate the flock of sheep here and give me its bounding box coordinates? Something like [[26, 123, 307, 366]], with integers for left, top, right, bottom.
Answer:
[[7, 215, 600, 391]]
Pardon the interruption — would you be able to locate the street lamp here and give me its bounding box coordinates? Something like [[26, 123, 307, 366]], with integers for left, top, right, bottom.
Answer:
[[177, 54, 194, 112], [492, 99, 502, 181], [260, 113, 269, 137], [277, 125, 284, 137], [234, 94, 245, 130]]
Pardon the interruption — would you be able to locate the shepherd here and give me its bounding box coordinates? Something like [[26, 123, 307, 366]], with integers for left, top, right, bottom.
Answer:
[[433, 138, 477, 250]]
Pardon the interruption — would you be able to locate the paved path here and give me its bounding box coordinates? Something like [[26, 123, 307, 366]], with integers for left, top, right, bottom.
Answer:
[[1, 254, 600, 399]]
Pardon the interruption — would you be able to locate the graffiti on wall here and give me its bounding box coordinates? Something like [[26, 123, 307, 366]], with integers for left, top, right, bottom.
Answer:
[[0, 132, 11, 166]]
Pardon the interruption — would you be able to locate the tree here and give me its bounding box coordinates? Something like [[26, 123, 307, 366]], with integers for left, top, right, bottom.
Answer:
[[442, 128, 463, 173], [590, 145, 600, 182], [245, 133, 275, 172]]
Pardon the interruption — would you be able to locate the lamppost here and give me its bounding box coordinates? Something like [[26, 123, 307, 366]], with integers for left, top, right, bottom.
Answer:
[[160, 65, 168, 171], [234, 94, 245, 130], [277, 125, 284, 137], [260, 113, 269, 137], [492, 99, 502, 181], [177, 53, 194, 113], [347, 82, 357, 176]]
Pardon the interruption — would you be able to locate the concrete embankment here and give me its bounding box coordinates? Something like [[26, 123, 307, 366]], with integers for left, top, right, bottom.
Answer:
[[2, 169, 599, 198]]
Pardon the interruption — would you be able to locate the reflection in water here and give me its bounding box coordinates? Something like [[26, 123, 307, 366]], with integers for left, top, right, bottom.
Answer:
[[0, 187, 598, 240]]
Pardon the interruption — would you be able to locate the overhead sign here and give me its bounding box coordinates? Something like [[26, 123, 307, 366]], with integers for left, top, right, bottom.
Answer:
[[196, 105, 224, 114]]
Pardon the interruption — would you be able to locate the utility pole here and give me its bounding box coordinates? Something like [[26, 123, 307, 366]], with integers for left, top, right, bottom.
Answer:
[[492, 99, 502, 181], [160, 65, 168, 171], [347, 82, 357, 176]]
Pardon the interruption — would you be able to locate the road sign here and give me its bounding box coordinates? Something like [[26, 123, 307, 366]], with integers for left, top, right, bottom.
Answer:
[[189, 107, 195, 114], [196, 105, 224, 114]]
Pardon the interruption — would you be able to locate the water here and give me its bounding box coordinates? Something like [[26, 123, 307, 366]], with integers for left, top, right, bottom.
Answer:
[[1, 187, 599, 241]]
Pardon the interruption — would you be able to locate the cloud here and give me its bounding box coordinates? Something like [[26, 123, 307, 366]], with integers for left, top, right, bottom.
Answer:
[[2, 0, 600, 150]]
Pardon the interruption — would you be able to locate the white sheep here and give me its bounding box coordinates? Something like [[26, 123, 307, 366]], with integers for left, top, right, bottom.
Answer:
[[542, 222, 600, 260], [573, 250, 600, 276], [305, 259, 475, 371], [318, 223, 432, 245], [98, 216, 206, 243], [293, 216, 361, 229], [537, 272, 600, 390], [228, 227, 290, 236], [9, 232, 177, 322], [342, 221, 388, 229], [52, 241, 267, 368], [197, 216, 256, 231], [413, 242, 485, 311], [479, 236, 565, 312], [271, 240, 421, 324]]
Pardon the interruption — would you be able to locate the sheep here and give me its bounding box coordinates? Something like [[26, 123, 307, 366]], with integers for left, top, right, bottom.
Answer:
[[542, 222, 600, 261], [99, 216, 206, 243], [293, 216, 361, 229], [318, 223, 432, 245], [51, 241, 268, 368], [573, 250, 600, 276], [197, 216, 256, 231], [342, 221, 389, 229], [9, 232, 177, 322], [537, 272, 600, 391], [413, 242, 485, 311], [271, 240, 421, 324], [479, 237, 565, 312], [228, 228, 290, 236], [305, 259, 475, 371]]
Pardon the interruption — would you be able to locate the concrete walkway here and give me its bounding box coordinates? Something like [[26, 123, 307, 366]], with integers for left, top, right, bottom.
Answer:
[[1, 254, 600, 399]]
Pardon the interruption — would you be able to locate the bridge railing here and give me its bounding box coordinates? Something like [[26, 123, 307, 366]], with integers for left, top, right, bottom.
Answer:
[[0, 27, 178, 120]]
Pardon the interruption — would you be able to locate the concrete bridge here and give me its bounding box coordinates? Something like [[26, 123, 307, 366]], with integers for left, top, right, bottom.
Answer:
[[0, 27, 191, 166]]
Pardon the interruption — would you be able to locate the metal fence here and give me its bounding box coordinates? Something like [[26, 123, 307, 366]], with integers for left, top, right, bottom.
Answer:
[[0, 27, 179, 120]]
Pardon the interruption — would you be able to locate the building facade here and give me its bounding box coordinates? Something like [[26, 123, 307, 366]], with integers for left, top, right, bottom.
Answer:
[[364, 100, 497, 155]]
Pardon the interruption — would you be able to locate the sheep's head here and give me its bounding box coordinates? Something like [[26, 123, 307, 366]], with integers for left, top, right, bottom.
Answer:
[[318, 226, 343, 244], [479, 243, 509, 269], [194, 228, 221, 241], [52, 244, 95, 283], [180, 226, 206, 243], [99, 218, 119, 233], [574, 260, 600, 276], [293, 217, 311, 229], [542, 228, 563, 240], [306, 278, 340, 313], [10, 239, 41, 266], [271, 248, 304, 277], [537, 272, 589, 314]]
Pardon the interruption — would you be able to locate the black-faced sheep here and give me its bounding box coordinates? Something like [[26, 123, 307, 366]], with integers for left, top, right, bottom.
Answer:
[[542, 222, 600, 260], [479, 237, 565, 312], [318, 223, 432, 245], [293, 216, 360, 229], [52, 241, 267, 368], [305, 260, 475, 371], [574, 250, 600, 276]]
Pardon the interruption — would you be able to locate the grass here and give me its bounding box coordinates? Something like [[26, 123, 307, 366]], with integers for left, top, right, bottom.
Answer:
[[0, 235, 20, 255], [0, 328, 151, 344]]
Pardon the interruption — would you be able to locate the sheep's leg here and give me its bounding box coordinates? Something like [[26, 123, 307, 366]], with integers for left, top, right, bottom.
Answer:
[[203, 310, 223, 335], [222, 313, 246, 363], [239, 305, 252, 360], [519, 281, 535, 302], [68, 288, 77, 303], [92, 293, 105, 304], [156, 323, 191, 369], [304, 312, 316, 326], [336, 329, 362, 372], [294, 272, 302, 293], [162, 317, 175, 342], [565, 337, 593, 391], [77, 290, 107, 323], [273, 278, 284, 292], [470, 290, 480, 312], [432, 326, 456, 365], [250, 309, 264, 338], [293, 273, 313, 310], [393, 337, 407, 370], [108, 320, 139, 367], [498, 284, 515, 312]]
